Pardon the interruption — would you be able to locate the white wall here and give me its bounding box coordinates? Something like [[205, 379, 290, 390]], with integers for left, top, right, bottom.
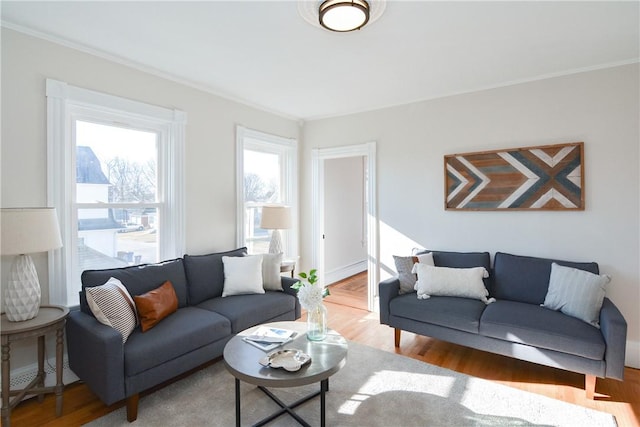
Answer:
[[324, 156, 367, 283], [301, 64, 640, 368], [1, 28, 299, 370]]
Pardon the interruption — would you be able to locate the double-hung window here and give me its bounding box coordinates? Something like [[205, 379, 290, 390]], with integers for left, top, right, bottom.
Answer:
[[47, 79, 186, 307], [236, 126, 297, 257]]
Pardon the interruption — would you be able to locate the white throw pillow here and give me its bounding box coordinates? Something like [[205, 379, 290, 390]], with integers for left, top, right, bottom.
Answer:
[[412, 264, 494, 304], [222, 255, 265, 297], [543, 263, 610, 328], [416, 252, 434, 265], [262, 252, 283, 291], [85, 277, 138, 344]]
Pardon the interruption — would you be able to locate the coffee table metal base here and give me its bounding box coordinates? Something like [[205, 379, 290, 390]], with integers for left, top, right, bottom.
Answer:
[[235, 378, 329, 427]]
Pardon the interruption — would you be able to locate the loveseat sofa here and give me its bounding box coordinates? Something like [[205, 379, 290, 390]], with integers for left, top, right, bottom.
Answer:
[[379, 251, 627, 398], [66, 248, 301, 421]]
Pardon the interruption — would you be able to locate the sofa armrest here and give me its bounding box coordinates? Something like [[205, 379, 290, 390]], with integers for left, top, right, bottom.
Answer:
[[66, 309, 127, 405], [379, 277, 401, 325], [599, 297, 627, 380], [281, 276, 302, 318]]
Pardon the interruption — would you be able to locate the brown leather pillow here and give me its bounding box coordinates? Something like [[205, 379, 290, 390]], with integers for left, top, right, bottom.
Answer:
[[134, 280, 178, 332]]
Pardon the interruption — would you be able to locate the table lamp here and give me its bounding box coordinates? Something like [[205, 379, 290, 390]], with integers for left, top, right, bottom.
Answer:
[[260, 205, 291, 254], [1, 208, 63, 321]]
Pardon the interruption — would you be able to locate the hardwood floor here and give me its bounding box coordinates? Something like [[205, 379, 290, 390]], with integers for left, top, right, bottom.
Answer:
[[9, 272, 640, 426], [325, 272, 369, 310]]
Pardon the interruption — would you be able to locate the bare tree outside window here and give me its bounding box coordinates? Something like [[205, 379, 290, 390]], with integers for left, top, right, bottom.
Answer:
[[244, 172, 277, 203], [106, 157, 157, 203]]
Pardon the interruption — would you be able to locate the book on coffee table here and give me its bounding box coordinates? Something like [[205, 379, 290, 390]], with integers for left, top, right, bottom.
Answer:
[[243, 326, 297, 352]]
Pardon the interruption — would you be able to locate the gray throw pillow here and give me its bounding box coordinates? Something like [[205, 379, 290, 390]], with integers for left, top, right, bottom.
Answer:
[[393, 255, 418, 294], [543, 263, 610, 328], [262, 252, 283, 291]]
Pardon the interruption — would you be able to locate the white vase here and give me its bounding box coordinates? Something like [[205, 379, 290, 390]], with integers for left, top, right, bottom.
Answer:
[[306, 303, 328, 341]]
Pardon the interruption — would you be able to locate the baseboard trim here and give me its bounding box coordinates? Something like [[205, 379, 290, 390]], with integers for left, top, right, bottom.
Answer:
[[625, 340, 640, 369], [2, 356, 79, 390], [325, 260, 367, 285]]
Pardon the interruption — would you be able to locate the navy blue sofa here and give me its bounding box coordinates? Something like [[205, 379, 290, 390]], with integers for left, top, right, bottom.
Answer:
[[379, 251, 627, 398], [66, 248, 301, 421]]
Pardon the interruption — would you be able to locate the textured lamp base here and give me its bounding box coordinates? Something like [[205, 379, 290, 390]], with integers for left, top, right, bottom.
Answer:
[[269, 229, 283, 254], [4, 254, 41, 321]]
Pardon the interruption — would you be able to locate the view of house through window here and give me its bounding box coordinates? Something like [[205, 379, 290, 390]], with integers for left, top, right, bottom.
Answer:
[[75, 120, 160, 277]]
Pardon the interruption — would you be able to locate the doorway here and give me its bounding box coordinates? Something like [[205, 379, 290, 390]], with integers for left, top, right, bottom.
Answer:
[[323, 155, 367, 310], [311, 142, 378, 312]]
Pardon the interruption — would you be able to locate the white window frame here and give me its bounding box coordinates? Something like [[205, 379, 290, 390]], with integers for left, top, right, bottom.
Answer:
[[46, 79, 186, 307], [235, 126, 298, 258]]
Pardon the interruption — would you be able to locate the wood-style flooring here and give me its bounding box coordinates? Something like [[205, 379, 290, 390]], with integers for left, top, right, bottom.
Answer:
[[325, 272, 368, 310], [8, 272, 640, 426]]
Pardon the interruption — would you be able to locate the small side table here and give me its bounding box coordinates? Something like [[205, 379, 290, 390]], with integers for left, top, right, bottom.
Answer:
[[280, 260, 296, 278], [1, 305, 69, 427]]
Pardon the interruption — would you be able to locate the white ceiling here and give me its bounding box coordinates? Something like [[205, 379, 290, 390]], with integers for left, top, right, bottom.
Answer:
[[2, 1, 638, 120]]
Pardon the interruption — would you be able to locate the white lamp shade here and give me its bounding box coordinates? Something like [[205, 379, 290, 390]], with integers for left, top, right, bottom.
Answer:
[[260, 205, 292, 230], [1, 208, 63, 255]]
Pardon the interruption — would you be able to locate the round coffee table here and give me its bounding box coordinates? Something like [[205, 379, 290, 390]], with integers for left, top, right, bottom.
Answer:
[[223, 321, 348, 427]]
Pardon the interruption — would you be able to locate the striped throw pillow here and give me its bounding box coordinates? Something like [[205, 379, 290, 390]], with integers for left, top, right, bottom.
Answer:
[[86, 277, 138, 343], [543, 263, 610, 328]]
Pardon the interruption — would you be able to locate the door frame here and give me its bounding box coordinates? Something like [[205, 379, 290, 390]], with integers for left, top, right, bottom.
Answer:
[[311, 142, 378, 311]]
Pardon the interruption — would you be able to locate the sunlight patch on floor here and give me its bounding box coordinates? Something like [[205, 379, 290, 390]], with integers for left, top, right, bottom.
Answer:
[[337, 369, 455, 415], [337, 393, 368, 415]]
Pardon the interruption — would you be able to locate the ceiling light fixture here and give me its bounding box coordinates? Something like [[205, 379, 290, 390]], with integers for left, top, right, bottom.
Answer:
[[298, 0, 385, 33], [319, 0, 370, 32]]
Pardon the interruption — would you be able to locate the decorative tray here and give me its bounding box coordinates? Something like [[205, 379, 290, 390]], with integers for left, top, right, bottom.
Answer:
[[259, 349, 311, 372]]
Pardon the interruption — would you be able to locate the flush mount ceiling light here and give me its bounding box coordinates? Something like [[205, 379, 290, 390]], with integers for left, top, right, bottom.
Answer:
[[319, 0, 369, 32], [298, 0, 386, 33]]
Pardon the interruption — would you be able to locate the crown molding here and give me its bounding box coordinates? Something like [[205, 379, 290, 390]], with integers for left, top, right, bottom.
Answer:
[[1, 21, 301, 121]]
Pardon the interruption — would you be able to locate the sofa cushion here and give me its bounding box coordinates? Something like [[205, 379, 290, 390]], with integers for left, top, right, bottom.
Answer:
[[543, 263, 610, 327], [389, 293, 487, 334], [183, 248, 247, 305], [420, 250, 491, 271], [492, 252, 599, 305], [196, 292, 297, 333], [479, 300, 605, 360], [124, 307, 231, 376], [81, 258, 189, 310], [133, 280, 179, 332]]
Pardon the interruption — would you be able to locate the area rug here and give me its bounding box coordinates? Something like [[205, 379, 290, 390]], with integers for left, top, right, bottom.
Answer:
[[85, 342, 616, 426]]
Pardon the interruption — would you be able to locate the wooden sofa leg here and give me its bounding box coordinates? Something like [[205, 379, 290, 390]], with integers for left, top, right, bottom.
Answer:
[[585, 375, 596, 399], [394, 328, 401, 347], [126, 394, 139, 422]]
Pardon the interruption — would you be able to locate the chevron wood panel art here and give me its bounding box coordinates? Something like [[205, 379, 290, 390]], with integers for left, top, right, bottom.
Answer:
[[445, 142, 584, 210]]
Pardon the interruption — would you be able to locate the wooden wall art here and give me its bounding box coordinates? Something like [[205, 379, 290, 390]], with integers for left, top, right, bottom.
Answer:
[[444, 142, 584, 211]]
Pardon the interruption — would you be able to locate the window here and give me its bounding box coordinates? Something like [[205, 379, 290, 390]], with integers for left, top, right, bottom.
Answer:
[[236, 126, 297, 257], [47, 79, 186, 307]]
